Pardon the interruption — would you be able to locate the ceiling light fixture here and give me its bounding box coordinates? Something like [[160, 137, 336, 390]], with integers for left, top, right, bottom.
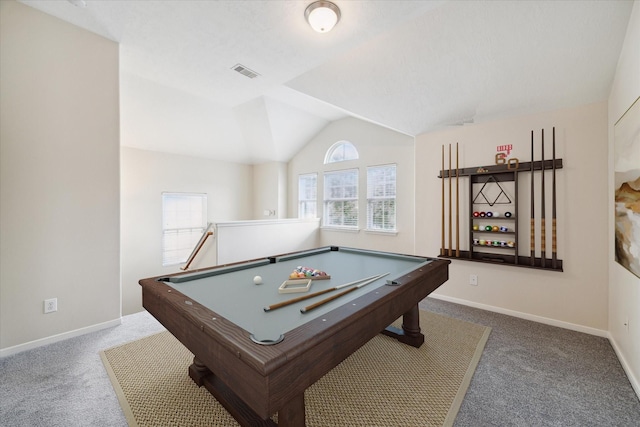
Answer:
[[305, 1, 341, 33]]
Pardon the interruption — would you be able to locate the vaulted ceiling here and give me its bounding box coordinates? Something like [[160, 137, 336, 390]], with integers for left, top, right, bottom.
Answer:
[[20, 0, 634, 164]]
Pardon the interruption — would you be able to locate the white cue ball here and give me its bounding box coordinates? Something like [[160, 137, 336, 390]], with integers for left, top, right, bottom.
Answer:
[[253, 275, 263, 285]]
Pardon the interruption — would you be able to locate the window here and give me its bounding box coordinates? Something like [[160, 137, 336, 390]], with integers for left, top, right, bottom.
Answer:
[[324, 141, 359, 164], [323, 169, 358, 228], [298, 173, 317, 218], [161, 192, 207, 266], [367, 164, 396, 231]]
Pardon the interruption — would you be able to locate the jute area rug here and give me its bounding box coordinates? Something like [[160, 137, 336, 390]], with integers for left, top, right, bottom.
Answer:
[[100, 311, 490, 427]]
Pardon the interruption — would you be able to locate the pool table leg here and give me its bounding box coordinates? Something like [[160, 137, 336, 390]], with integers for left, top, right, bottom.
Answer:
[[188, 357, 210, 386], [381, 304, 425, 348], [188, 357, 278, 427], [277, 393, 305, 427]]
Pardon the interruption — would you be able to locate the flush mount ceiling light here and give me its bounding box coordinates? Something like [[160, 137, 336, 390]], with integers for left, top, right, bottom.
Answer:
[[305, 1, 341, 33]]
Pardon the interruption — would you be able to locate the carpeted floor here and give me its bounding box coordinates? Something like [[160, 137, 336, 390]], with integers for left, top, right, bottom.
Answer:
[[100, 311, 490, 427], [420, 298, 640, 427]]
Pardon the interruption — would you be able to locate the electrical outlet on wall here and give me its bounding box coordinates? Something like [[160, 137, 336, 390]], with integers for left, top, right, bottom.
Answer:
[[44, 298, 57, 314], [469, 274, 478, 286]]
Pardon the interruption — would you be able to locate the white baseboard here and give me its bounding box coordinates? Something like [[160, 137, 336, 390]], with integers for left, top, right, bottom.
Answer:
[[0, 318, 122, 358], [428, 294, 609, 337], [608, 334, 640, 401]]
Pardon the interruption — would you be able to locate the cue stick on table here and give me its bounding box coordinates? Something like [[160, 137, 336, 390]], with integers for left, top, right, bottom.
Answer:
[[300, 273, 390, 314], [263, 273, 389, 312]]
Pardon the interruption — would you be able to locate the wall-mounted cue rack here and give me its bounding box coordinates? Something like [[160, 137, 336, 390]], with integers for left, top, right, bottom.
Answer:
[[438, 130, 564, 272]]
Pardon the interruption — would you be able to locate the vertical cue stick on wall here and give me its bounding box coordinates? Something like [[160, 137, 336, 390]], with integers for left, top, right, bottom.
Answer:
[[448, 144, 452, 256], [455, 142, 460, 257], [540, 129, 546, 268], [530, 130, 535, 266], [441, 145, 445, 256], [552, 127, 557, 269]]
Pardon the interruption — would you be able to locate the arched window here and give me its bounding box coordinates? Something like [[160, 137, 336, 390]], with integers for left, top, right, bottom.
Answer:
[[324, 141, 359, 164]]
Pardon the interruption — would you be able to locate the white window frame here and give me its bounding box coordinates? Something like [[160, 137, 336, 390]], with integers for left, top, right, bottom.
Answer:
[[161, 192, 207, 266], [323, 169, 359, 229], [367, 164, 397, 232], [298, 173, 318, 219], [324, 141, 359, 164]]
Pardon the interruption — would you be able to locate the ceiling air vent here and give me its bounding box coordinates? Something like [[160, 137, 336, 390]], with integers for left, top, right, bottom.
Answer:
[[231, 64, 260, 79]]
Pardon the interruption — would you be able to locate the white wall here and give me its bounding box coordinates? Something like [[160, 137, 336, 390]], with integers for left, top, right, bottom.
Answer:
[[0, 1, 120, 353], [215, 219, 320, 265], [120, 147, 253, 315], [288, 117, 416, 255], [416, 102, 609, 334], [608, 0, 640, 396]]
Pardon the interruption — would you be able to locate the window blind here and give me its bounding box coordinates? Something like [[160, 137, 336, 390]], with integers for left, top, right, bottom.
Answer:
[[367, 164, 396, 231], [298, 173, 317, 218], [161, 192, 207, 266], [323, 169, 358, 227]]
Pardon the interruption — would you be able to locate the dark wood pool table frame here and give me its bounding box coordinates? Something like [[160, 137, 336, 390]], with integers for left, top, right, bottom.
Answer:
[[140, 246, 450, 426]]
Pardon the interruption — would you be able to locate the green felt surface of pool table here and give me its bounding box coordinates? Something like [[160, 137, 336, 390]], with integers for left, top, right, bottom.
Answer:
[[161, 247, 432, 341]]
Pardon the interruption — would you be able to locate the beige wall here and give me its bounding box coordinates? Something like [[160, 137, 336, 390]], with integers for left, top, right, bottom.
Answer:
[[253, 162, 287, 219], [288, 117, 416, 255], [608, 1, 640, 396], [120, 147, 254, 315], [416, 102, 609, 334], [0, 1, 120, 353]]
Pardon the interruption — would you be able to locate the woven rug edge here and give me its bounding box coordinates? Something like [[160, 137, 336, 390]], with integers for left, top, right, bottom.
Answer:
[[99, 333, 169, 427], [442, 325, 492, 427]]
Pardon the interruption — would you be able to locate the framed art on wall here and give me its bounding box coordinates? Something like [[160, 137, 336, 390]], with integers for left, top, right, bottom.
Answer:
[[614, 96, 640, 279]]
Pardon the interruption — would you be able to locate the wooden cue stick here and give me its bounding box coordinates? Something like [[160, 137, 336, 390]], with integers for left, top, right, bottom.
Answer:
[[455, 142, 460, 257], [263, 273, 388, 312], [448, 144, 452, 256], [441, 145, 445, 256], [552, 127, 557, 269], [541, 129, 546, 268], [300, 273, 390, 314], [530, 131, 535, 266]]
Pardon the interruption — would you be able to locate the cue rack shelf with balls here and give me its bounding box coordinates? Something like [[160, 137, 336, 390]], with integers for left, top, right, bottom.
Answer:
[[438, 130, 563, 272]]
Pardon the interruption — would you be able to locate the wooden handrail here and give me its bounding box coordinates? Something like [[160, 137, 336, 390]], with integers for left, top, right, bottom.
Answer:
[[181, 225, 214, 271]]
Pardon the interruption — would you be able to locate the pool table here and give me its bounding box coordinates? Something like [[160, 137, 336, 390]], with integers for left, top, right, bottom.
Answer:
[[140, 246, 450, 426]]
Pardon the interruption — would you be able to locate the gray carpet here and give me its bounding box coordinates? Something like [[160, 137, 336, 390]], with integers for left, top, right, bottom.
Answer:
[[419, 298, 640, 426], [1, 298, 639, 426]]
